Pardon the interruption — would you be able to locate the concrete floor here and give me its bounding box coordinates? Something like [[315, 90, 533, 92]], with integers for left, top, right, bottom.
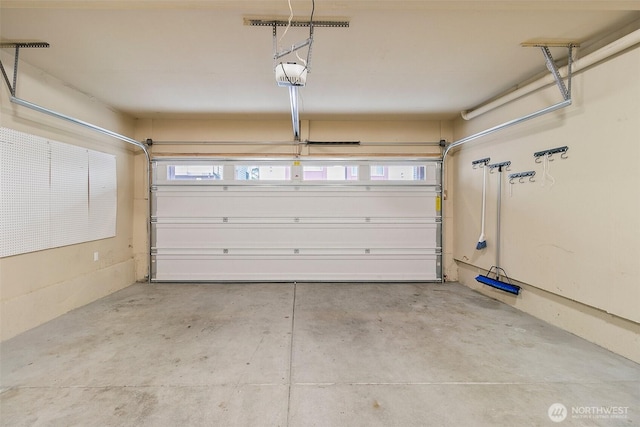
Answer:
[[1, 282, 638, 427]]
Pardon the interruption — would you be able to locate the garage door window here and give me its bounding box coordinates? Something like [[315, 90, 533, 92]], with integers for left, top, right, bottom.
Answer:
[[235, 165, 291, 181], [370, 165, 426, 181], [168, 165, 223, 180], [303, 165, 358, 181]]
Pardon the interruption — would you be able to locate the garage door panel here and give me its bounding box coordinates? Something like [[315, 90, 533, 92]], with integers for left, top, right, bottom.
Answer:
[[151, 159, 442, 282], [152, 255, 440, 282], [153, 188, 438, 219], [153, 223, 439, 249]]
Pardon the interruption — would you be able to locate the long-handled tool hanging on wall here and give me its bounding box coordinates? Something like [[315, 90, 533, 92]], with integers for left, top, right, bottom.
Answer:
[[475, 161, 521, 295], [472, 157, 491, 250]]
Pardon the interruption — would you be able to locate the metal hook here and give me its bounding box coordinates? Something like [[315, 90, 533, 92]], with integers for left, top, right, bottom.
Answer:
[[489, 168, 496, 174], [547, 152, 555, 161], [519, 177, 525, 184], [509, 177, 515, 185], [535, 156, 542, 164], [560, 151, 568, 160], [529, 175, 535, 183]]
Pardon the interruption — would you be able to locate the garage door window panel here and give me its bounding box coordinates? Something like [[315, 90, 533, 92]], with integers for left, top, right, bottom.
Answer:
[[235, 165, 291, 181], [303, 165, 358, 181], [370, 165, 426, 181], [167, 165, 223, 180]]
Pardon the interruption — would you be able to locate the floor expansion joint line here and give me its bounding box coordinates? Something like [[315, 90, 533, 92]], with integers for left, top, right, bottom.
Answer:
[[291, 380, 638, 386], [1, 383, 289, 390], [285, 281, 297, 427]]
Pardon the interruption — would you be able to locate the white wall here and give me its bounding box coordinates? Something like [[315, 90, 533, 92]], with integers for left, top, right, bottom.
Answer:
[[0, 55, 139, 341], [450, 45, 640, 363]]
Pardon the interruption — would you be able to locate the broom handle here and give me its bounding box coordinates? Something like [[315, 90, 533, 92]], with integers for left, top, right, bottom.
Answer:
[[481, 166, 486, 235], [496, 167, 502, 280]]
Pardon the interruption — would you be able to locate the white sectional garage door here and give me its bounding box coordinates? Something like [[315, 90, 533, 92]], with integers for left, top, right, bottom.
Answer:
[[151, 158, 442, 282]]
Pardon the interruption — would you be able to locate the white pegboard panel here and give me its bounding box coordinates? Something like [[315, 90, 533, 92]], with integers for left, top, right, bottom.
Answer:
[[88, 150, 117, 240], [0, 128, 51, 257], [49, 140, 90, 248], [0, 128, 117, 258]]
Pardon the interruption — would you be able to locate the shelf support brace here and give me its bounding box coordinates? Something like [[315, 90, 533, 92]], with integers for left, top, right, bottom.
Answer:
[[540, 44, 574, 101], [0, 42, 50, 97]]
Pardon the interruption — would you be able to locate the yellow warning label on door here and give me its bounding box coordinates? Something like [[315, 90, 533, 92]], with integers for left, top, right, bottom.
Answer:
[[435, 195, 441, 212]]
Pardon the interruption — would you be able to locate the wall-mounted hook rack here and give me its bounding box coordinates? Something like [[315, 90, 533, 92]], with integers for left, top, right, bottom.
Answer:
[[472, 157, 491, 168], [488, 161, 511, 173], [509, 171, 536, 184], [534, 146, 568, 162]]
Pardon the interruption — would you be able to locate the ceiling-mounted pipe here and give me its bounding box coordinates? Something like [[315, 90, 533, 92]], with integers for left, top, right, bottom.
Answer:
[[461, 28, 640, 120]]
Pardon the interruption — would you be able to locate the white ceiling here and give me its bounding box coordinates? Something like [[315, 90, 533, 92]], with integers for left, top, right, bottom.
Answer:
[[1, 1, 639, 121]]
